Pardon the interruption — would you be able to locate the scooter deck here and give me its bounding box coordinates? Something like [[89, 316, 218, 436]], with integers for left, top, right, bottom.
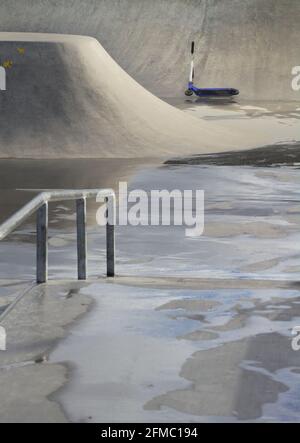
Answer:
[[186, 86, 239, 97], [194, 87, 239, 97]]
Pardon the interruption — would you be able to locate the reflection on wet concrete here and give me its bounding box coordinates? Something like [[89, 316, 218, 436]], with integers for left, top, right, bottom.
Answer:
[[0, 158, 154, 281], [145, 293, 300, 421], [0, 158, 154, 224], [115, 164, 300, 283], [168, 98, 300, 121], [166, 143, 300, 167], [0, 281, 93, 423], [167, 99, 300, 153], [48, 161, 300, 422], [1, 155, 300, 422], [145, 334, 290, 420], [51, 284, 300, 422], [167, 99, 300, 117]]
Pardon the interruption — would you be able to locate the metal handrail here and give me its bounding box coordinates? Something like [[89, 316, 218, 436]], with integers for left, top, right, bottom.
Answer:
[[0, 189, 116, 283]]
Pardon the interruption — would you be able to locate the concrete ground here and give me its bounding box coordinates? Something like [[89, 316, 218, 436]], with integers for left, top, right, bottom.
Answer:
[[0, 0, 299, 424], [3, 33, 297, 159], [1, 274, 300, 423], [0, 2, 299, 158], [0, 280, 92, 423], [51, 278, 300, 422], [1, 162, 300, 422], [0, 0, 299, 100], [2, 33, 231, 159]]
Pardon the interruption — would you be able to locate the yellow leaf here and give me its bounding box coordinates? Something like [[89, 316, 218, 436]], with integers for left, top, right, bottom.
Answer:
[[17, 47, 25, 55], [2, 60, 13, 69]]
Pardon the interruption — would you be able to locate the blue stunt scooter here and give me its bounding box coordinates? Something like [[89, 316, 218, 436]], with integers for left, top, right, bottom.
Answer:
[[185, 42, 239, 98]]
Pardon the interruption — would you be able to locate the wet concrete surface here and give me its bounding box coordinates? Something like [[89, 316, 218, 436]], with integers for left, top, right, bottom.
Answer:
[[50, 283, 300, 422], [166, 143, 300, 167], [0, 281, 93, 423], [168, 99, 300, 155], [0, 101, 300, 422], [49, 162, 300, 421], [166, 99, 300, 165]]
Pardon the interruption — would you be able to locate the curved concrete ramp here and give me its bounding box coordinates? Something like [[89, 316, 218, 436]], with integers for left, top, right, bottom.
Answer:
[[0, 0, 299, 100], [0, 33, 248, 159]]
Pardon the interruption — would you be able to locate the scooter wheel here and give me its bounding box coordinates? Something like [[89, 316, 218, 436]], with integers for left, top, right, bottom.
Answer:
[[185, 89, 193, 97]]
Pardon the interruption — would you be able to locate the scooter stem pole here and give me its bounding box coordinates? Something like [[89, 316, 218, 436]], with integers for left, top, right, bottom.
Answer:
[[189, 60, 194, 84]]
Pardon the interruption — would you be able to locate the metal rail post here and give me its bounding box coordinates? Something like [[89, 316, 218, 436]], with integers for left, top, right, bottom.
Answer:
[[106, 195, 115, 277], [76, 198, 87, 280], [36, 202, 48, 284]]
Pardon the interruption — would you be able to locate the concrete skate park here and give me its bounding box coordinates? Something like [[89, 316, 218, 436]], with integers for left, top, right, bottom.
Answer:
[[0, 0, 300, 423]]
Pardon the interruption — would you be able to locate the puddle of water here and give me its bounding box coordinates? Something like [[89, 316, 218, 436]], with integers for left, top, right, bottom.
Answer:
[[50, 284, 300, 422], [167, 99, 300, 148], [1, 132, 300, 422]]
